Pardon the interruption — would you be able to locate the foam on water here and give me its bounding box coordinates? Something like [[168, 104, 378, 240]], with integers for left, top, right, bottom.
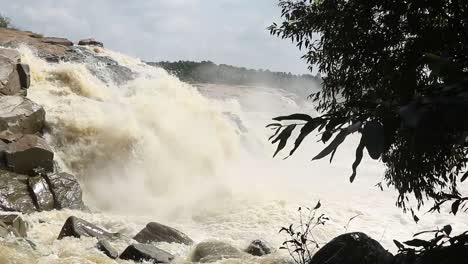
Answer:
[[0, 46, 466, 263]]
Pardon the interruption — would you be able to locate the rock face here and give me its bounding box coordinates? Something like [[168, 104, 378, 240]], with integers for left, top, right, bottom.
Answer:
[[46, 172, 85, 210], [0, 48, 21, 63], [58, 216, 119, 240], [134, 222, 193, 245], [0, 96, 45, 134], [0, 54, 21, 95], [5, 134, 54, 175], [308, 232, 393, 264], [78, 38, 104, 48], [97, 239, 119, 259], [0, 170, 36, 213], [192, 241, 243, 263], [17, 64, 30, 89], [120, 244, 174, 263], [245, 240, 271, 256], [28, 176, 54, 211], [41, 37, 73, 47], [0, 214, 27, 237]]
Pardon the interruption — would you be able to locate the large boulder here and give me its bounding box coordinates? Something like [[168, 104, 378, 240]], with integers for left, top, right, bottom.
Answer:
[[134, 222, 193, 245], [0, 55, 21, 95], [17, 64, 30, 89], [58, 216, 120, 240], [119, 244, 174, 263], [308, 232, 393, 264], [5, 134, 54, 175], [78, 38, 104, 48], [41, 37, 73, 47], [46, 172, 85, 210], [0, 214, 28, 237], [245, 239, 271, 256], [97, 239, 119, 259], [0, 170, 36, 213], [0, 96, 45, 134], [0, 48, 21, 63], [28, 176, 54, 211], [191, 241, 243, 263]]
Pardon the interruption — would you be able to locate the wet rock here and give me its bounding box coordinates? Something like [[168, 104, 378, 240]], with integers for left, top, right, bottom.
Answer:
[[0, 214, 28, 237], [245, 239, 271, 256], [309, 232, 393, 264], [5, 134, 54, 175], [0, 55, 21, 95], [28, 176, 54, 211], [0, 96, 46, 134], [134, 222, 193, 245], [78, 38, 104, 48], [46, 172, 85, 210], [41, 37, 73, 47], [192, 241, 243, 263], [0, 48, 21, 63], [120, 244, 174, 263], [0, 170, 37, 213], [17, 64, 30, 89], [97, 239, 119, 259], [58, 216, 120, 240]]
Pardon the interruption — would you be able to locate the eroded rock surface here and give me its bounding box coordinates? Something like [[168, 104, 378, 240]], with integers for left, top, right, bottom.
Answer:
[[120, 244, 174, 263], [134, 222, 193, 245], [0, 96, 45, 134]]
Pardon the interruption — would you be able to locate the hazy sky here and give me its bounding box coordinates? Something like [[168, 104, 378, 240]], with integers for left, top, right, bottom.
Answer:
[[1, 0, 311, 74]]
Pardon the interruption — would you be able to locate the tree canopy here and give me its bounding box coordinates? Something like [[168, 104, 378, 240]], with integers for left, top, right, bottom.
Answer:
[[0, 14, 12, 28], [268, 0, 468, 213]]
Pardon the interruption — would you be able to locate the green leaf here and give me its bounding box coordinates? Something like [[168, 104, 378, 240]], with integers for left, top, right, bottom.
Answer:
[[403, 239, 431, 248], [442, 225, 452, 236], [350, 136, 365, 183], [273, 113, 314, 122], [272, 125, 296, 158], [452, 200, 461, 215], [289, 120, 320, 156], [313, 129, 349, 161], [461, 171, 468, 182]]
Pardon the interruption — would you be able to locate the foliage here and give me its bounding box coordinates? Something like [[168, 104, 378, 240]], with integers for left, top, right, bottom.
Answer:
[[268, 0, 468, 212], [279, 201, 328, 264], [0, 14, 12, 28]]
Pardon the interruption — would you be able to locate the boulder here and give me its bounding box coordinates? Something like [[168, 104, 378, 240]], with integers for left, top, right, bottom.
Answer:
[[78, 38, 104, 48], [134, 222, 193, 245], [17, 64, 30, 89], [46, 172, 85, 210], [0, 96, 46, 134], [58, 216, 120, 240], [41, 37, 73, 47], [192, 241, 243, 263], [0, 55, 21, 95], [28, 176, 54, 211], [0, 214, 28, 237], [245, 239, 271, 256], [119, 244, 174, 263], [5, 134, 54, 175], [308, 232, 393, 264], [0, 170, 37, 213], [97, 239, 119, 259], [0, 48, 21, 63]]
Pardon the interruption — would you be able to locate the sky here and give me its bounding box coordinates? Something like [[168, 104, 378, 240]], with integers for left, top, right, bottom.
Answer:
[[0, 0, 312, 74]]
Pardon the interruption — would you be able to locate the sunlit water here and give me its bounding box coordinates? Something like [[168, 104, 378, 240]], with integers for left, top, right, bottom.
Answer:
[[0, 46, 466, 264]]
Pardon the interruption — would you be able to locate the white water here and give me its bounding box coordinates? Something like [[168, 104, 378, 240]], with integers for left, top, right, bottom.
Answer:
[[0, 46, 467, 264]]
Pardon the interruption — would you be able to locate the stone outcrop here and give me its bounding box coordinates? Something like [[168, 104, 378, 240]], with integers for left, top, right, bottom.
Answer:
[[0, 96, 45, 134], [78, 38, 104, 48], [0, 53, 21, 95], [5, 134, 54, 175], [0, 170, 36, 213], [120, 244, 174, 263], [97, 239, 119, 259], [308, 232, 394, 264], [192, 241, 243, 263], [58, 216, 120, 240], [245, 239, 271, 256], [28, 176, 54, 211], [0, 214, 27, 237], [41, 37, 73, 47], [46, 172, 85, 210], [134, 222, 193, 245]]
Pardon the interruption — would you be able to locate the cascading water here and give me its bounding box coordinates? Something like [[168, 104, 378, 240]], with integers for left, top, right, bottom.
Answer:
[[0, 46, 466, 264]]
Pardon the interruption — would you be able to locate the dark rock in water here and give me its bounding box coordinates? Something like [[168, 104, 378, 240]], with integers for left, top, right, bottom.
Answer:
[[0, 96, 45, 134], [97, 239, 119, 259], [17, 64, 30, 89], [0, 214, 28, 237], [134, 222, 193, 245], [78, 38, 104, 48], [5, 134, 54, 175], [0, 55, 21, 95], [0, 170, 36, 213], [245, 239, 271, 256], [46, 172, 85, 210], [308, 232, 393, 264], [394, 245, 468, 264], [28, 176, 54, 211], [58, 216, 120, 240], [192, 241, 243, 263], [120, 244, 174, 263], [41, 37, 73, 47]]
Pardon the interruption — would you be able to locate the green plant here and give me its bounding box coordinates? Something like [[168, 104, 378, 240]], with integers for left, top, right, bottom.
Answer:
[[0, 14, 12, 28]]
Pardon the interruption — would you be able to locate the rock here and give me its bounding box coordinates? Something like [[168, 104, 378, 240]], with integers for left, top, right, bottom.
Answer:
[[5, 134, 54, 175], [0, 214, 28, 237], [192, 241, 243, 263], [134, 222, 193, 245], [0, 48, 21, 63], [0, 96, 46, 134], [28, 176, 54, 211], [308, 232, 393, 264], [78, 38, 104, 48], [119, 244, 174, 263], [97, 239, 119, 259], [0, 170, 37, 213], [46, 172, 85, 210], [41, 37, 73, 47], [245, 239, 271, 256], [17, 64, 30, 89], [0, 55, 21, 95], [58, 216, 120, 240]]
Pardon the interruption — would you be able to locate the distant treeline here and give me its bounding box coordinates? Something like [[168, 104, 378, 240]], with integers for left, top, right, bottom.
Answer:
[[147, 60, 321, 94]]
